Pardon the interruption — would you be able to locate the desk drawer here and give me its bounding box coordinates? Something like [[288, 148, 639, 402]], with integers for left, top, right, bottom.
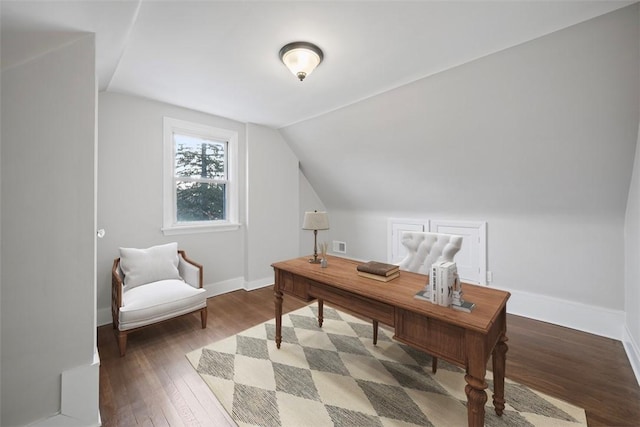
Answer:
[[308, 281, 395, 326], [276, 270, 312, 301], [395, 308, 465, 365]]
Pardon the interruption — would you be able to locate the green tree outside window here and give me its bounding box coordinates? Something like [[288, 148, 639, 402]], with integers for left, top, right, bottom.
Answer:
[[174, 134, 227, 222]]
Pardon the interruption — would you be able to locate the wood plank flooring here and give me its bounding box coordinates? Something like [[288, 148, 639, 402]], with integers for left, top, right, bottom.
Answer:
[[98, 287, 640, 426]]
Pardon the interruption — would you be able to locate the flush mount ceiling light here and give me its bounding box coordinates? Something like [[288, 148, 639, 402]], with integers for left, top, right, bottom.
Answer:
[[279, 41, 324, 82]]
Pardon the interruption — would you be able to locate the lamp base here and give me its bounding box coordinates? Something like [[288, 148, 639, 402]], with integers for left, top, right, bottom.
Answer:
[[308, 258, 321, 264]]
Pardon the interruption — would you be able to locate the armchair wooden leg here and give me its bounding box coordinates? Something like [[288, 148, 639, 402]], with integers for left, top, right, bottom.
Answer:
[[117, 331, 127, 357], [432, 357, 438, 373], [372, 320, 378, 345], [201, 307, 208, 328]]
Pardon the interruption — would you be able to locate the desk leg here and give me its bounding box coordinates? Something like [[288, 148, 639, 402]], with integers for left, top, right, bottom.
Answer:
[[274, 288, 283, 349], [318, 299, 324, 327], [492, 333, 508, 416], [465, 334, 488, 427], [372, 320, 378, 345], [465, 375, 488, 427]]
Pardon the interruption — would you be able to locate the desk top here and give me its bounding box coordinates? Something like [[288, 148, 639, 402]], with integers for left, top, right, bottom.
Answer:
[[272, 255, 510, 334]]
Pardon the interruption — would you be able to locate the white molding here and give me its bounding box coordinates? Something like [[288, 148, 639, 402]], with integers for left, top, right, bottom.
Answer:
[[430, 219, 487, 285], [623, 324, 640, 386], [245, 276, 274, 291], [386, 218, 429, 264], [30, 414, 97, 427], [162, 222, 241, 236], [97, 273, 630, 347], [30, 350, 101, 426], [502, 286, 625, 340], [204, 277, 244, 298], [162, 117, 239, 230]]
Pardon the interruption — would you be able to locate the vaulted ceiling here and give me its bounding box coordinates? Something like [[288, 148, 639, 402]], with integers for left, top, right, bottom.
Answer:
[[1, 1, 632, 128]]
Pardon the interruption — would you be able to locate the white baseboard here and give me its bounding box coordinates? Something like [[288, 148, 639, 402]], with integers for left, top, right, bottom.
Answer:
[[30, 350, 101, 426], [623, 324, 640, 386], [30, 414, 99, 427], [98, 278, 626, 342], [502, 287, 625, 340], [245, 276, 274, 291], [205, 276, 245, 297], [95, 276, 639, 385]]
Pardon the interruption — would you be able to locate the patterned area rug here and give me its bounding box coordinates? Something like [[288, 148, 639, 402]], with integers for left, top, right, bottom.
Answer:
[[186, 304, 587, 427]]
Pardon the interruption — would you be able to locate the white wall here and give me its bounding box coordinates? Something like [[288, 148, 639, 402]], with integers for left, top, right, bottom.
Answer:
[[1, 35, 98, 426], [623, 6, 640, 378], [97, 92, 247, 318], [97, 94, 303, 324], [245, 124, 299, 287], [299, 171, 327, 258], [282, 5, 639, 334], [625, 119, 640, 382]]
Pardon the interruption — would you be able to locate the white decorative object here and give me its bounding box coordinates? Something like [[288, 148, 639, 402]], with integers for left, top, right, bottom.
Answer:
[[399, 232, 463, 275], [319, 241, 328, 268], [452, 271, 462, 306]]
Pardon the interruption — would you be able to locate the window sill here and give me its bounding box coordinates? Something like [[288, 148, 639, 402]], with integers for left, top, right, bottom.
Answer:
[[162, 222, 241, 236]]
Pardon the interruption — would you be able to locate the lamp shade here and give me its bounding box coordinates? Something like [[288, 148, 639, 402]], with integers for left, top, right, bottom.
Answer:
[[302, 211, 329, 230], [279, 42, 323, 81]]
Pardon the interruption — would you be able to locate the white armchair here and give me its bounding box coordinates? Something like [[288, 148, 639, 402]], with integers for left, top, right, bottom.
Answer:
[[111, 242, 207, 356]]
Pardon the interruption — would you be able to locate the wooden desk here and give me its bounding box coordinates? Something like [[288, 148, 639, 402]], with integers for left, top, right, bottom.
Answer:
[[272, 255, 510, 427]]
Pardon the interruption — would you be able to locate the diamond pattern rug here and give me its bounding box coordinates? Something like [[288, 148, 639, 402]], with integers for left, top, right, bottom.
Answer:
[[186, 304, 587, 427]]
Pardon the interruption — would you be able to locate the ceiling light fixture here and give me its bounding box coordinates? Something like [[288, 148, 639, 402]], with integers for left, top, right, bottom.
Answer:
[[279, 41, 323, 82]]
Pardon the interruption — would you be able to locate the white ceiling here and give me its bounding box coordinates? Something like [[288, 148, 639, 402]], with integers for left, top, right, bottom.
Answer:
[[1, 1, 633, 128]]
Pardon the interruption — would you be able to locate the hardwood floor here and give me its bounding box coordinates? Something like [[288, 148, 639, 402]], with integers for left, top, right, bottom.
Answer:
[[98, 287, 640, 426]]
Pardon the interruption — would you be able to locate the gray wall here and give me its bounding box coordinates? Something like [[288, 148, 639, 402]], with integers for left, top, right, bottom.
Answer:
[[299, 171, 327, 258], [1, 35, 97, 426], [625, 119, 640, 380], [97, 94, 302, 322], [624, 0, 640, 370], [283, 5, 639, 313], [97, 93, 247, 315], [245, 123, 300, 285], [623, 2, 640, 381]]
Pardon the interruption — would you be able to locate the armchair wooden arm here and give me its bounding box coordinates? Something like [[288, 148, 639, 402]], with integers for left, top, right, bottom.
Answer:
[[111, 258, 123, 331]]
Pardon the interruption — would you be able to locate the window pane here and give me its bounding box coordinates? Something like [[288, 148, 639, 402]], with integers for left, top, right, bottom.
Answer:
[[176, 181, 226, 222], [174, 134, 226, 179]]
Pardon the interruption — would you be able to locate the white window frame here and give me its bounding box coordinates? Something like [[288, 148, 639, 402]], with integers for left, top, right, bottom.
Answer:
[[162, 117, 240, 235]]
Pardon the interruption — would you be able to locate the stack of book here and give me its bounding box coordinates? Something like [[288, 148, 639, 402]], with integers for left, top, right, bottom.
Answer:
[[356, 261, 400, 282]]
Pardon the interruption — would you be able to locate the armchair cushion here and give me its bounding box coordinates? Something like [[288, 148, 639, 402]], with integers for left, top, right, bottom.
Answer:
[[119, 242, 181, 290], [119, 279, 206, 331]]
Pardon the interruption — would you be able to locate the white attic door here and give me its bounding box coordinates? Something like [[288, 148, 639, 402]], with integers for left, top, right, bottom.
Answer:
[[430, 220, 487, 285], [387, 218, 429, 264]]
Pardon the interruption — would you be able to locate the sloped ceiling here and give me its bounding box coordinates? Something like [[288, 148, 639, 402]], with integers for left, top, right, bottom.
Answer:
[[1, 1, 637, 218], [1, 1, 632, 128], [281, 5, 640, 216]]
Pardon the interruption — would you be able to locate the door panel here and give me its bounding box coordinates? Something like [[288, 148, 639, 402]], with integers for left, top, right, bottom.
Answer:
[[387, 219, 428, 264], [431, 221, 487, 285]]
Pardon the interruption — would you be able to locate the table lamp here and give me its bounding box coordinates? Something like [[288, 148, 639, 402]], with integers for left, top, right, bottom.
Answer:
[[302, 210, 330, 263]]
